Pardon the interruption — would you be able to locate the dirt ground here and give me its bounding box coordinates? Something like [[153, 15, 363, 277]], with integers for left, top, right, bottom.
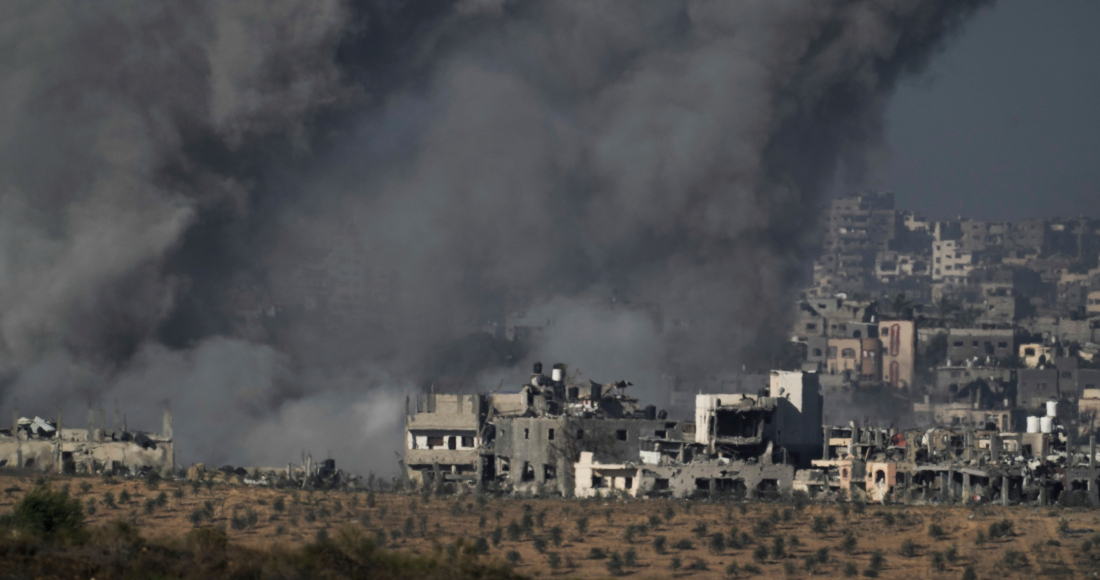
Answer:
[[1, 472, 1097, 579]]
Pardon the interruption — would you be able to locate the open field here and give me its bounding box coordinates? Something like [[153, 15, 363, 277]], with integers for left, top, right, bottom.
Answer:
[[3, 472, 1100, 579]]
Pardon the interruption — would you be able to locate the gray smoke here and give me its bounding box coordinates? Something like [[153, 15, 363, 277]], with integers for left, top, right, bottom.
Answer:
[[0, 0, 991, 474]]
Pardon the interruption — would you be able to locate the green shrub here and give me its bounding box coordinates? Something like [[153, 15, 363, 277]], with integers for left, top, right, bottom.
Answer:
[[533, 537, 547, 553], [506, 550, 521, 565], [742, 563, 761, 575], [653, 535, 667, 554], [725, 561, 740, 577], [692, 521, 709, 537], [588, 547, 607, 559], [931, 551, 946, 571], [606, 551, 624, 575], [989, 519, 1014, 539], [815, 546, 829, 564], [624, 547, 637, 566], [772, 535, 786, 559], [709, 532, 726, 554], [548, 552, 561, 569], [507, 520, 522, 541], [928, 523, 946, 540], [490, 527, 502, 546], [6, 485, 85, 540], [475, 537, 489, 554], [231, 514, 247, 530], [118, 490, 131, 504], [962, 565, 977, 580], [672, 538, 694, 550], [783, 561, 797, 575], [753, 543, 769, 563], [689, 557, 708, 571], [844, 562, 858, 577], [900, 539, 919, 558], [670, 555, 682, 571], [577, 516, 589, 535], [945, 544, 958, 563], [841, 530, 857, 554]]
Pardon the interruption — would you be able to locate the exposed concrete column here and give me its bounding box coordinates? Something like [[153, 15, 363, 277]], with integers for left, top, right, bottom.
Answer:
[[1002, 475, 1010, 506], [87, 408, 95, 443], [822, 426, 830, 460], [990, 434, 1000, 463], [1038, 484, 1047, 506], [1091, 436, 1096, 469], [962, 472, 971, 503], [1088, 478, 1099, 507], [162, 408, 173, 440], [940, 470, 950, 502]]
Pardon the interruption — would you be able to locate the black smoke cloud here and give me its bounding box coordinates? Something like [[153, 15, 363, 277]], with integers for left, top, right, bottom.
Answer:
[[0, 0, 991, 474]]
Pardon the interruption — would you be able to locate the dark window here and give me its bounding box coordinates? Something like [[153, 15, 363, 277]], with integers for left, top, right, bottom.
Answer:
[[953, 341, 964, 347], [427, 436, 444, 448], [548, 428, 555, 440], [544, 464, 556, 480], [806, 323, 817, 330], [1062, 372, 1072, 379], [576, 429, 584, 440], [616, 430, 627, 441], [853, 330, 861, 338], [592, 476, 606, 488], [813, 348, 823, 357], [841, 348, 856, 358], [998, 342, 1008, 348], [461, 436, 474, 447], [655, 430, 667, 438], [695, 478, 711, 490], [1024, 348, 1036, 356], [522, 462, 535, 482], [448, 437, 456, 450], [524, 428, 529, 440], [624, 477, 633, 489], [654, 478, 670, 490]]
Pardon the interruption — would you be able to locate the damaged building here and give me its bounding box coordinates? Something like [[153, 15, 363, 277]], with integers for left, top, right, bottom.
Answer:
[[0, 408, 174, 475], [404, 364, 823, 499]]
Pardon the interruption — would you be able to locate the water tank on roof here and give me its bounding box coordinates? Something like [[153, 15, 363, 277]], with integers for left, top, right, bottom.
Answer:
[[1040, 417, 1053, 434], [552, 363, 563, 382], [1026, 416, 1040, 433], [644, 405, 656, 420], [1046, 401, 1058, 418]]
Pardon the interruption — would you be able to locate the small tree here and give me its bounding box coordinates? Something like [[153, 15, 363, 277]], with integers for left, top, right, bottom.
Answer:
[[8, 486, 85, 540], [653, 535, 668, 554], [709, 532, 726, 554], [576, 516, 589, 535], [550, 525, 563, 547], [606, 551, 624, 575]]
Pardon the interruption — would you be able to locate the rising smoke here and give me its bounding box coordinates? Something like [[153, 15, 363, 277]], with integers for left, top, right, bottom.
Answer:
[[0, 0, 991, 474]]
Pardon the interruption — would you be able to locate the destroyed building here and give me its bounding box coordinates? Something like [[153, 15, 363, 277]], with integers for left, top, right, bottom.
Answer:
[[0, 408, 174, 475], [404, 364, 823, 499]]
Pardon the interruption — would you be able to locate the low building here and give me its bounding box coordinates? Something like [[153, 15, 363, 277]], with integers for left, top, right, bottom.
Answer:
[[0, 409, 174, 475]]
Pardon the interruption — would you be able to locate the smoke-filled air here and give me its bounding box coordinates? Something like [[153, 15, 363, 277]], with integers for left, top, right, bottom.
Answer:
[[0, 0, 991, 475]]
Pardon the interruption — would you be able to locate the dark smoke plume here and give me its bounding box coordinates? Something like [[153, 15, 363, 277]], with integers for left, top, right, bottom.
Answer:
[[0, 0, 991, 474]]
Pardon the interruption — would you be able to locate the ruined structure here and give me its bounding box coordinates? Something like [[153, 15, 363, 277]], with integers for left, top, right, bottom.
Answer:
[[405, 364, 823, 499], [0, 408, 174, 475]]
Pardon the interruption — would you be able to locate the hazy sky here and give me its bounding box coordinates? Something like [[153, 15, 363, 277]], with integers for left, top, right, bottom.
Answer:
[[878, 1, 1100, 222]]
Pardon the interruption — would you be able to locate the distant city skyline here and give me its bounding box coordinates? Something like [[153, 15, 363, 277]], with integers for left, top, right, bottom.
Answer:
[[870, 1, 1100, 222]]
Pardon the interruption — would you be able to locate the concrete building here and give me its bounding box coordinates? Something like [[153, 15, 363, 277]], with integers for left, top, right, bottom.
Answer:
[[0, 408, 174, 475], [879, 320, 915, 388], [932, 239, 974, 283], [405, 364, 823, 499], [826, 337, 882, 381], [404, 393, 488, 488], [946, 328, 1015, 366]]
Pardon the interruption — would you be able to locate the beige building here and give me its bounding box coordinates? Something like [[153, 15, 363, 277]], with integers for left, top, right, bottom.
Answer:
[[826, 338, 882, 381], [932, 239, 974, 283], [0, 410, 174, 475], [1088, 290, 1100, 316], [878, 320, 915, 388]]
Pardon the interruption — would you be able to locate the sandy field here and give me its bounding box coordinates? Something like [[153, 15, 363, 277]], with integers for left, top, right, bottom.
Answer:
[[1, 471, 1096, 579]]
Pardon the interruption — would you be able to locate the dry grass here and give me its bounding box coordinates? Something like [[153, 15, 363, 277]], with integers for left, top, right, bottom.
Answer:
[[1, 471, 1096, 579]]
